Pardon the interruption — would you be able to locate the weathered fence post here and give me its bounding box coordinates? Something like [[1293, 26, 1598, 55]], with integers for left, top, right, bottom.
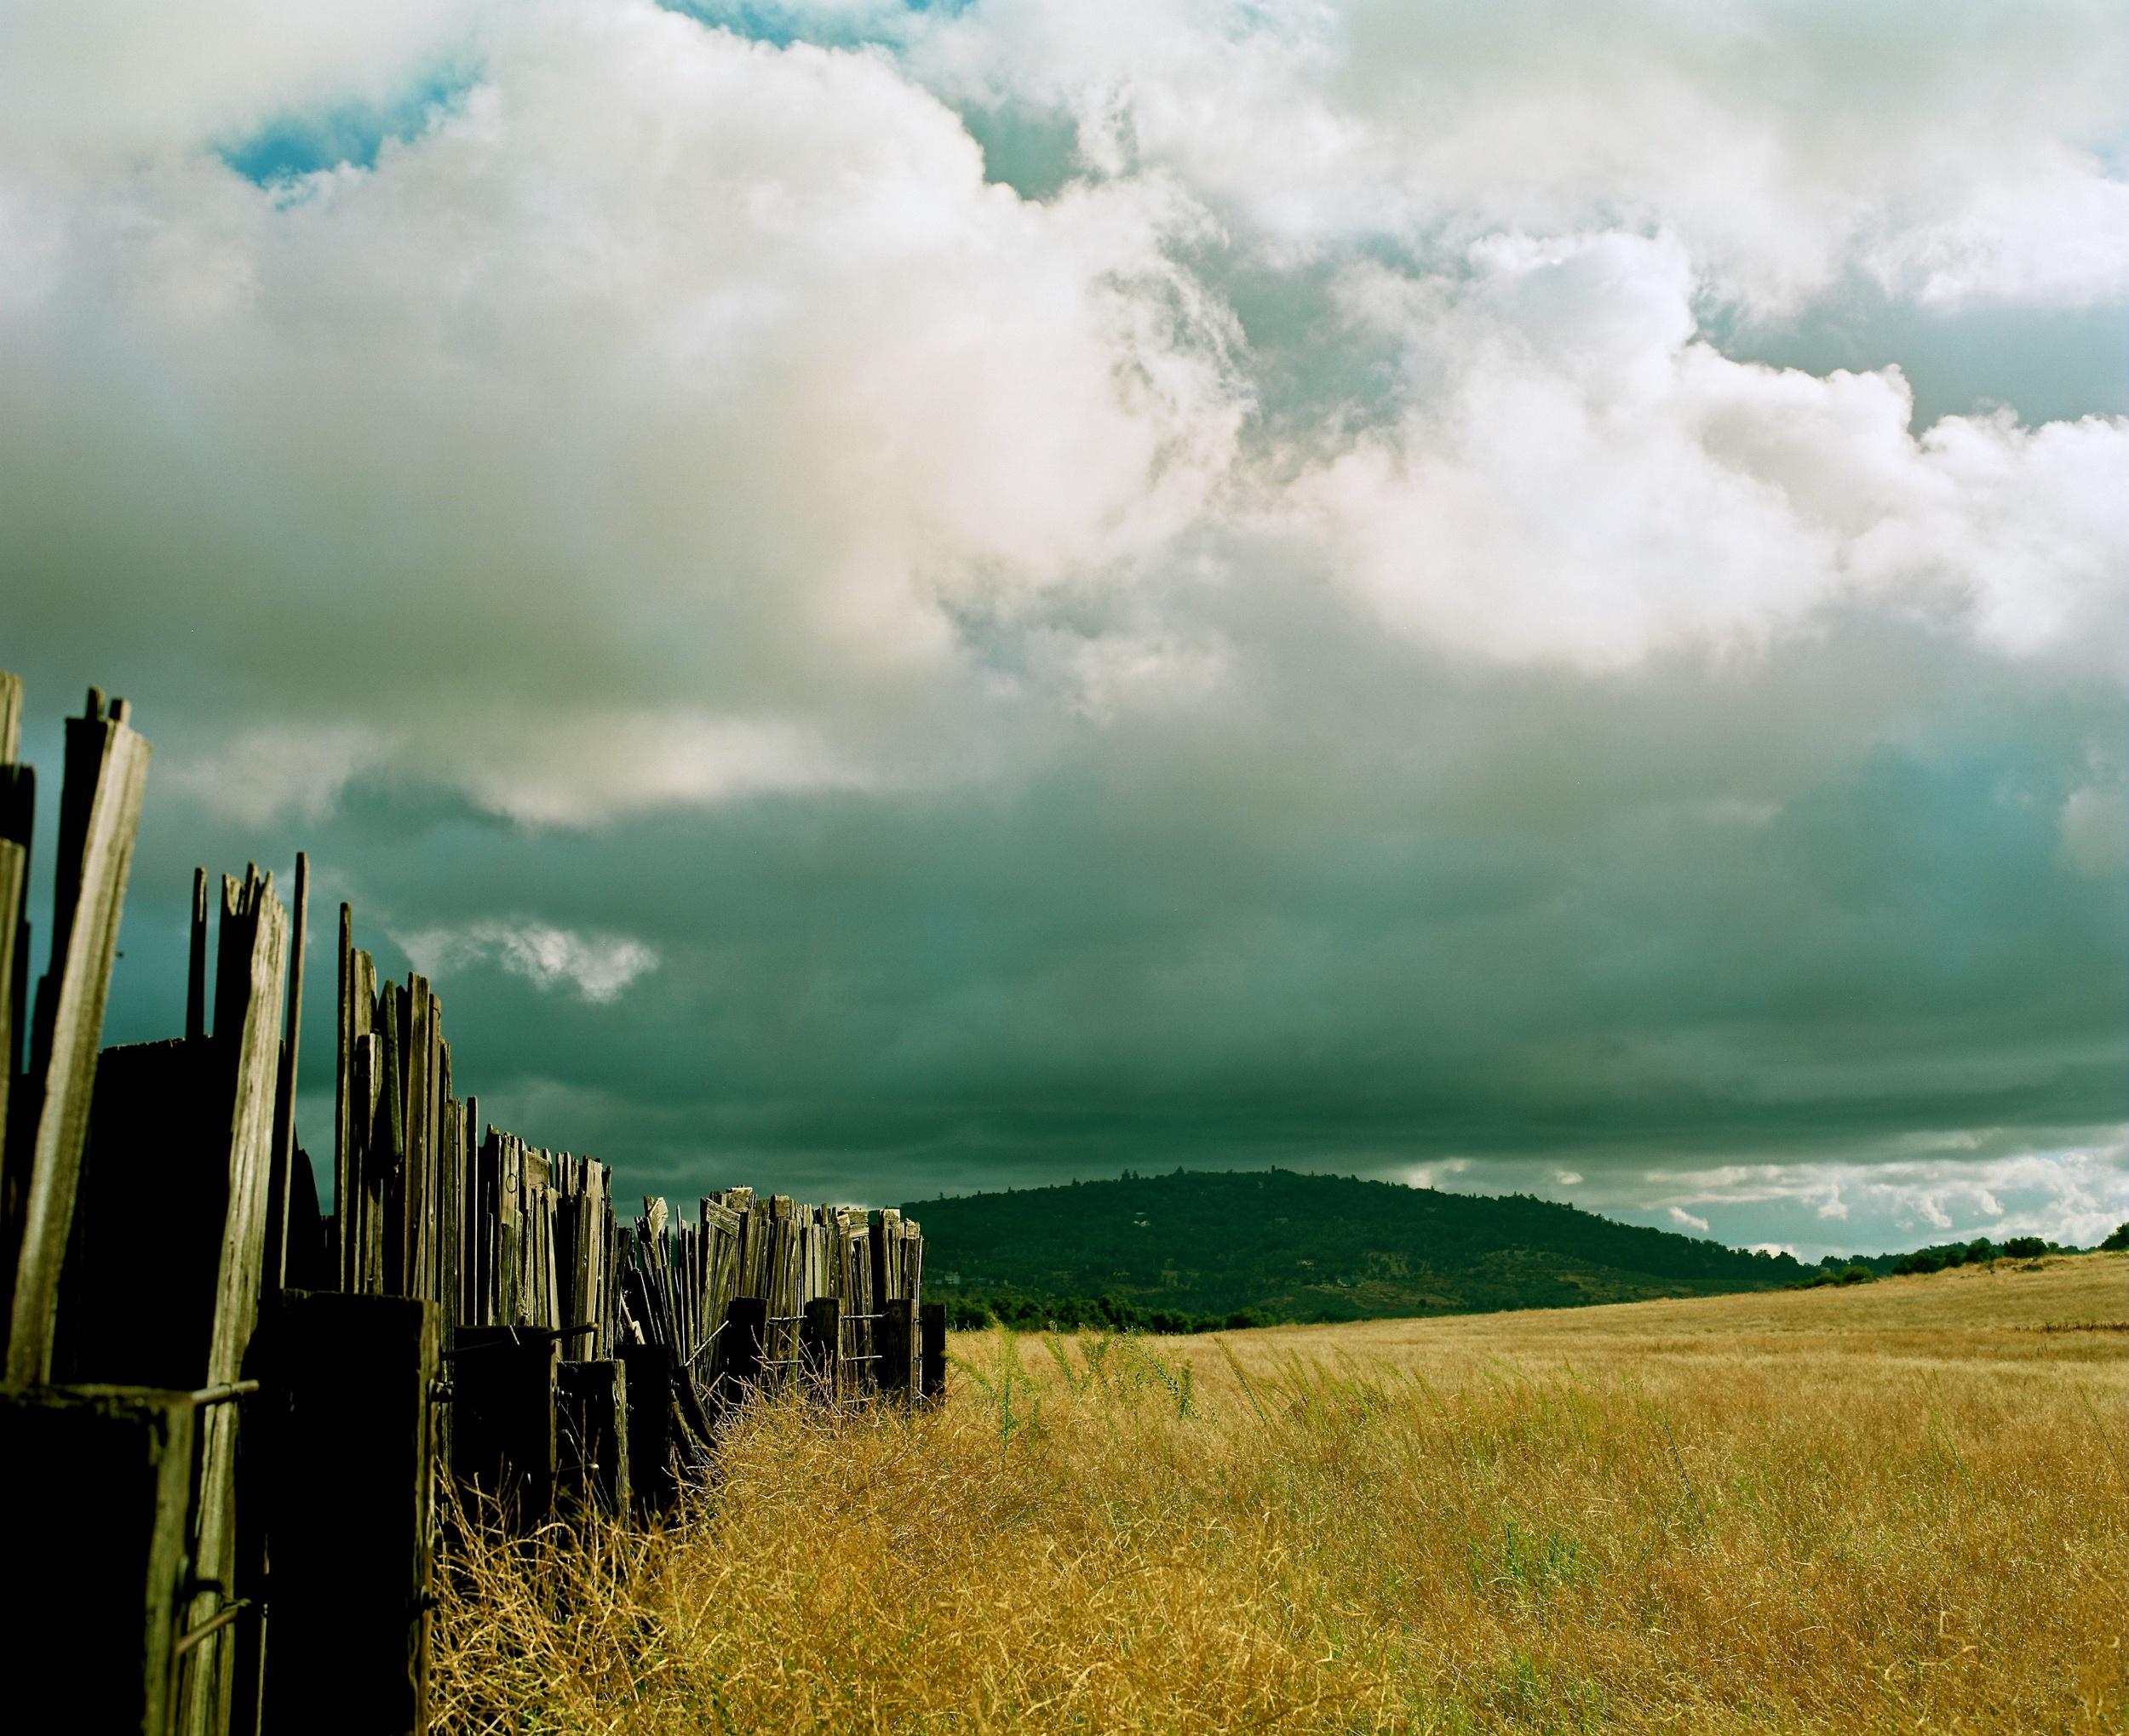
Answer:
[[4, 688, 149, 1384], [0, 670, 32, 1196], [618, 1340, 675, 1515], [450, 1325, 559, 1527], [802, 1296, 841, 1403], [876, 1298, 915, 1400], [255, 1290, 438, 1736], [920, 1302, 946, 1402], [720, 1295, 766, 1401], [0, 1383, 195, 1736], [558, 1358, 630, 1515]]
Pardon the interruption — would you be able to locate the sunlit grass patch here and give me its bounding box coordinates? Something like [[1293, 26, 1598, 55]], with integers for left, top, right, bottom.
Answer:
[[433, 1253, 2127, 1733]]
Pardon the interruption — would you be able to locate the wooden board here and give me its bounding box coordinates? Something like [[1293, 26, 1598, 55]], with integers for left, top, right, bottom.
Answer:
[[263, 854, 307, 1299], [5, 695, 150, 1384], [802, 1297, 840, 1402], [181, 869, 288, 1736], [0, 673, 26, 1250], [558, 1357, 629, 1515], [877, 1298, 915, 1398], [618, 1341, 676, 1517], [720, 1295, 767, 1405], [0, 1383, 195, 1736], [52, 1040, 235, 1389], [920, 1302, 946, 1402], [255, 1290, 438, 1736], [450, 1325, 558, 1527]]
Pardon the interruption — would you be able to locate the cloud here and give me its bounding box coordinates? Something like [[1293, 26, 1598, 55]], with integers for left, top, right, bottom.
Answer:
[[1294, 231, 2127, 671], [160, 725, 385, 824], [394, 920, 659, 1003], [6, 0, 2124, 1231], [1668, 1206, 1712, 1233], [0, 0, 486, 147], [879, 0, 2128, 315], [1614, 1135, 2129, 1254], [1, 0, 1257, 821]]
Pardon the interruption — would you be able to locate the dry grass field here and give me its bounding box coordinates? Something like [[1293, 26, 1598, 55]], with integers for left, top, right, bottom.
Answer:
[[435, 1252, 2127, 1733]]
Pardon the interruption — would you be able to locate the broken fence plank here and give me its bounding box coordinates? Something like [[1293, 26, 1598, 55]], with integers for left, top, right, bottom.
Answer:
[[5, 690, 150, 1387], [178, 868, 288, 1736], [262, 852, 308, 1298]]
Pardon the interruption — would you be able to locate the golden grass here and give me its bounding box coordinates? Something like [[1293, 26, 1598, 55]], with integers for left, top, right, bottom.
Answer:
[[434, 1253, 2127, 1733]]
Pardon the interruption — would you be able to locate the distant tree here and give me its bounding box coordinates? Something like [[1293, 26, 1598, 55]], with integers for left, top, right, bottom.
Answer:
[[1999, 1236, 2048, 1259], [947, 1297, 992, 1330], [2101, 1223, 2129, 1252]]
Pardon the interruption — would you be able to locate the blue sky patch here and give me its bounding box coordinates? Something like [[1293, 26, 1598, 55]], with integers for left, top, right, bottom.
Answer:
[[220, 68, 479, 187]]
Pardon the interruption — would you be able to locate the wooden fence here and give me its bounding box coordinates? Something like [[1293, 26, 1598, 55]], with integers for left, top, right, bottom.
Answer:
[[0, 673, 943, 1736]]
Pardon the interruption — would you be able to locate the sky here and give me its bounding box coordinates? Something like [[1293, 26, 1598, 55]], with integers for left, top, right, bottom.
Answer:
[[2, 0, 2123, 1260]]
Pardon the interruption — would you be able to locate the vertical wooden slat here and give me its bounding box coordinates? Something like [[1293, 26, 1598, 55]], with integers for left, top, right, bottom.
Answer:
[[376, 983, 406, 1298], [352, 951, 377, 1291], [400, 977, 432, 1305], [422, 993, 441, 1304], [179, 868, 288, 1736], [351, 1031, 383, 1295], [335, 908, 353, 1292], [5, 690, 150, 1385], [462, 1104, 481, 1329], [540, 1171, 560, 1333], [439, 1096, 461, 1342], [901, 1217, 924, 1319], [497, 1134, 521, 1328], [187, 869, 209, 1045], [0, 837, 22, 1185], [264, 853, 308, 1298], [0, 677, 28, 1181]]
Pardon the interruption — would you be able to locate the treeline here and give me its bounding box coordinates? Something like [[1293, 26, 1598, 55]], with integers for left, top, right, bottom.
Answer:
[[941, 1291, 1277, 1335], [1794, 1234, 2089, 1287], [907, 1168, 1807, 1326]]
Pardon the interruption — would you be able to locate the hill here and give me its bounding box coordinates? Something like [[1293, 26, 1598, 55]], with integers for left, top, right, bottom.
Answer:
[[900, 1168, 1808, 1328]]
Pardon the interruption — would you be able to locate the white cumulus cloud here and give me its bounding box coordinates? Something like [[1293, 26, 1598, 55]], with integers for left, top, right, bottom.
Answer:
[[395, 920, 659, 1002]]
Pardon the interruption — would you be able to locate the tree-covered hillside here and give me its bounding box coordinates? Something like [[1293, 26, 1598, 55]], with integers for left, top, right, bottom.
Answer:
[[901, 1169, 1807, 1326]]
